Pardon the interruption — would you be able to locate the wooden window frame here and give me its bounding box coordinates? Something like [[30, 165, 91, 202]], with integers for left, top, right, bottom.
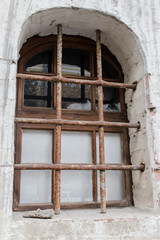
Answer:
[[14, 26, 143, 214]]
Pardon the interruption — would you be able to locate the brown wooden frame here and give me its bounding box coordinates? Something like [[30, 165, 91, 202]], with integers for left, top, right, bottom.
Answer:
[[14, 26, 143, 213]]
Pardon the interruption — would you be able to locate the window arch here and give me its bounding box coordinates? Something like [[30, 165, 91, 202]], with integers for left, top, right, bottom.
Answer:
[[14, 26, 142, 213]]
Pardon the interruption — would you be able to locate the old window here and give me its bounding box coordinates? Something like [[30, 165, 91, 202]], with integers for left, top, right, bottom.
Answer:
[[14, 26, 143, 214]]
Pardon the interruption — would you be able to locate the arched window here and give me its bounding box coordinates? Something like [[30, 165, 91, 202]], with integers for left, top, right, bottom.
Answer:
[[14, 26, 142, 213]]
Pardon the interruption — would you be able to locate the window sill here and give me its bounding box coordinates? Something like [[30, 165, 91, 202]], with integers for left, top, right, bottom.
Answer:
[[10, 207, 160, 239], [12, 207, 157, 221]]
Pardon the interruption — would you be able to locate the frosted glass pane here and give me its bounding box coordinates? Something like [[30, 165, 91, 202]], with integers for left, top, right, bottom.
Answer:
[[61, 131, 92, 163], [22, 130, 52, 163], [20, 170, 51, 203], [96, 133, 124, 201], [96, 133, 122, 164], [61, 171, 92, 202], [61, 131, 92, 202], [20, 130, 52, 204]]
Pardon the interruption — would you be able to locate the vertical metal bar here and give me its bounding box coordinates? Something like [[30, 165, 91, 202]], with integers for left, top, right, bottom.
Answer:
[[96, 30, 106, 213], [90, 51, 96, 110], [52, 131, 56, 206], [92, 130, 97, 202], [90, 50, 97, 201], [54, 24, 62, 215], [53, 47, 57, 109]]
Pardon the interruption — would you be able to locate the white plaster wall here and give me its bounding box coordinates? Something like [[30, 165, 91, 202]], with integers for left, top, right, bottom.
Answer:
[[1, 0, 160, 238]]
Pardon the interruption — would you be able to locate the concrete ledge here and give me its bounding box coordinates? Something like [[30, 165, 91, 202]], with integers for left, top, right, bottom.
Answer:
[[1, 207, 160, 239]]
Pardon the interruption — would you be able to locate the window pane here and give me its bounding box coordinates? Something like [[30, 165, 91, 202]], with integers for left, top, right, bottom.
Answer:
[[20, 170, 52, 204], [94, 55, 119, 79], [25, 50, 52, 73], [95, 87, 120, 112], [24, 80, 52, 108], [20, 130, 52, 204], [21, 129, 52, 163], [102, 58, 119, 79], [62, 48, 90, 77], [62, 83, 91, 110], [61, 171, 92, 203], [103, 87, 120, 111], [61, 131, 92, 202], [96, 133, 124, 201]]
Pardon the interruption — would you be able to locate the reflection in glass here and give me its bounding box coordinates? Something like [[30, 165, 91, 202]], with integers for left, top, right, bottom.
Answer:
[[103, 87, 120, 111], [62, 48, 91, 110], [95, 87, 120, 112], [62, 48, 90, 77], [24, 49, 52, 107], [62, 83, 91, 110], [24, 80, 52, 107], [25, 50, 52, 73]]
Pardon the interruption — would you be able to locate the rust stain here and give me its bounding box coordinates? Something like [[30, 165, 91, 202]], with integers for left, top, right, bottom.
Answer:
[[94, 218, 114, 223], [49, 20, 55, 26], [54, 24, 62, 215], [16, 73, 136, 89], [154, 170, 160, 181], [145, 73, 151, 91], [151, 111, 156, 116], [154, 151, 158, 164]]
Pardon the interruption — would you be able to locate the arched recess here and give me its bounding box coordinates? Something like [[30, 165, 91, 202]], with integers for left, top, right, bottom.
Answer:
[[16, 7, 153, 208]]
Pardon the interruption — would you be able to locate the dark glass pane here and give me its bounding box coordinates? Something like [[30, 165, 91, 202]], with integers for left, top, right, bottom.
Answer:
[[95, 87, 120, 112], [25, 50, 52, 73], [62, 48, 90, 77], [94, 55, 119, 79], [62, 83, 91, 110], [62, 48, 91, 110], [24, 80, 52, 108], [102, 57, 119, 79], [103, 87, 120, 111]]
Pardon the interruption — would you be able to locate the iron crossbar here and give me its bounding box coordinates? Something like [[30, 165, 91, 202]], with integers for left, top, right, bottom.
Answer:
[[14, 163, 145, 171], [15, 117, 140, 129], [16, 73, 136, 89]]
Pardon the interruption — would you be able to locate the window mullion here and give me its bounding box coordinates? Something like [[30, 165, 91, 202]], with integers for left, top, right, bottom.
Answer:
[[96, 30, 106, 213], [54, 24, 62, 215]]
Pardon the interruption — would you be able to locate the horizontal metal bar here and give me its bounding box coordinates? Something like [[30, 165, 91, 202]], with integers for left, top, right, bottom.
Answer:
[[17, 73, 136, 89], [14, 163, 145, 171], [15, 117, 140, 129]]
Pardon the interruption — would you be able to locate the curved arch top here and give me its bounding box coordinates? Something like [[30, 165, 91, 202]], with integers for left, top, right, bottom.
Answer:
[[18, 7, 146, 83]]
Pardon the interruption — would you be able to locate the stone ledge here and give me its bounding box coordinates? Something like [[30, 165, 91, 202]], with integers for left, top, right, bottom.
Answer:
[[0, 207, 159, 240]]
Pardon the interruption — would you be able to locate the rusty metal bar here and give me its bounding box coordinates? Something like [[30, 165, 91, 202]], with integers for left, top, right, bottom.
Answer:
[[54, 24, 62, 215], [16, 73, 136, 89], [14, 163, 145, 171], [97, 30, 106, 213], [92, 131, 97, 202], [15, 117, 140, 129]]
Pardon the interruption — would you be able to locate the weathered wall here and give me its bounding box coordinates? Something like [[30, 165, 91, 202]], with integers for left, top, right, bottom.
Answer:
[[0, 0, 160, 239]]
